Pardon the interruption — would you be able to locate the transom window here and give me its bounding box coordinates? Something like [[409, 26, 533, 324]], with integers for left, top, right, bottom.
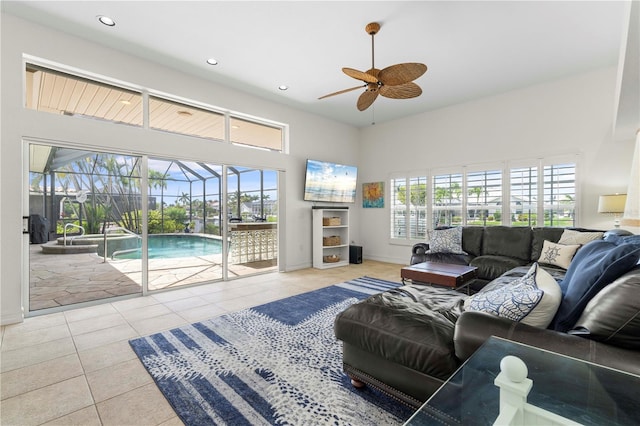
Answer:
[[25, 64, 143, 126], [24, 63, 286, 152]]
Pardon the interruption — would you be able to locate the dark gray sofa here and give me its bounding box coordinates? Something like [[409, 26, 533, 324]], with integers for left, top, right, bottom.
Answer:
[[410, 226, 599, 292], [334, 227, 640, 408]]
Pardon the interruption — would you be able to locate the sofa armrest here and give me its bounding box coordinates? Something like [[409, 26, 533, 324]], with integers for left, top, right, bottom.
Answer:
[[410, 242, 430, 265], [453, 311, 519, 360], [453, 311, 640, 376]]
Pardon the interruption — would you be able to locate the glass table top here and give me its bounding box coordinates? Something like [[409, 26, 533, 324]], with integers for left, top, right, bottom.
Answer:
[[405, 336, 640, 425]]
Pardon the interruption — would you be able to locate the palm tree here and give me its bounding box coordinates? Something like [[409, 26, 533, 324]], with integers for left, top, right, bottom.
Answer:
[[148, 170, 167, 191], [178, 192, 190, 206]]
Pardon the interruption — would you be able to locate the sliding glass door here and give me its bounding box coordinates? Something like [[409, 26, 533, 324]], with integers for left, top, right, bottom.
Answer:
[[27, 143, 280, 314], [27, 143, 143, 311], [144, 158, 224, 290]]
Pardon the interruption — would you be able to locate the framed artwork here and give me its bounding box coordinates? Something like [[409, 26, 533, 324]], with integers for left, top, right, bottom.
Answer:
[[363, 182, 384, 208]]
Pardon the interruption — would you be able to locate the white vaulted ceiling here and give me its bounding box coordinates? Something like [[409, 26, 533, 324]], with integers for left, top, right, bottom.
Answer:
[[1, 1, 632, 128]]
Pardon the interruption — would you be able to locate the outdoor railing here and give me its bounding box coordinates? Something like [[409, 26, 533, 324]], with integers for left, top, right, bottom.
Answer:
[[63, 223, 85, 246], [103, 227, 141, 263]]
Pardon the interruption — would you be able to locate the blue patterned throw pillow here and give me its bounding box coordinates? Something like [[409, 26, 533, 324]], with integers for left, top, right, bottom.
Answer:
[[464, 263, 553, 324], [428, 227, 467, 254]]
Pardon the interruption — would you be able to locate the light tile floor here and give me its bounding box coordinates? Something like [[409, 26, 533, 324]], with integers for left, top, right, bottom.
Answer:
[[1, 260, 404, 425]]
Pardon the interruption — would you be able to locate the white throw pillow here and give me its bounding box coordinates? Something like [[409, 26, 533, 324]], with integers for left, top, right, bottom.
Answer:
[[537, 240, 580, 269], [558, 229, 603, 246], [520, 264, 562, 328], [464, 263, 562, 328], [427, 227, 467, 255]]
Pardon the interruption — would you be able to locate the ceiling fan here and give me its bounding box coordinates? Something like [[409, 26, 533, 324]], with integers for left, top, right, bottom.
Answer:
[[319, 22, 427, 111]]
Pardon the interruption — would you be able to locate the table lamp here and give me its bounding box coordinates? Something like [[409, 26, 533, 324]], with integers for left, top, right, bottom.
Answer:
[[598, 194, 627, 228]]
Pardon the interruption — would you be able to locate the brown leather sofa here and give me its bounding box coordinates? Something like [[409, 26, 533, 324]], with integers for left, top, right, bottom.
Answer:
[[334, 228, 640, 408]]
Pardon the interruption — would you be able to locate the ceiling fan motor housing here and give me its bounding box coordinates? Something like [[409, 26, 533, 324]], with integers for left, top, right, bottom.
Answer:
[[366, 22, 380, 35]]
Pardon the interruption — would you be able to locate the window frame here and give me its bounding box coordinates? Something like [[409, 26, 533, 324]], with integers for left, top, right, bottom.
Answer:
[[23, 58, 288, 153], [389, 172, 429, 245], [390, 155, 579, 241]]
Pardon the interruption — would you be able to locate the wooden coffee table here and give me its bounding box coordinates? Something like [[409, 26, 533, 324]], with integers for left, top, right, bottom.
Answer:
[[401, 261, 478, 294]]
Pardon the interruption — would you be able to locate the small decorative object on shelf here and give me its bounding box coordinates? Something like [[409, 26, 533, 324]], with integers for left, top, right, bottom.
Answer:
[[323, 235, 341, 246], [323, 217, 341, 226], [324, 255, 340, 263]]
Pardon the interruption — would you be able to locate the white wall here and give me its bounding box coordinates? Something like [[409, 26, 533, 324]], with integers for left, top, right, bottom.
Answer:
[[357, 67, 636, 264], [0, 14, 359, 325], [2, 13, 635, 325]]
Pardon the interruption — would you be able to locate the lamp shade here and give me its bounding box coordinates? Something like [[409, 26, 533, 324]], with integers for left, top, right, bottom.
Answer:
[[598, 194, 627, 213]]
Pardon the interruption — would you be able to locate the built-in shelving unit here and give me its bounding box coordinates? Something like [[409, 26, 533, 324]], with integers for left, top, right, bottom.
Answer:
[[312, 207, 349, 269]]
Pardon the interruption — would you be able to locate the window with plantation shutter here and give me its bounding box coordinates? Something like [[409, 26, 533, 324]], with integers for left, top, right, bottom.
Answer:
[[390, 157, 577, 243], [390, 176, 428, 241], [432, 173, 463, 227], [466, 169, 502, 226], [390, 177, 407, 239], [544, 163, 576, 227], [510, 166, 538, 226]]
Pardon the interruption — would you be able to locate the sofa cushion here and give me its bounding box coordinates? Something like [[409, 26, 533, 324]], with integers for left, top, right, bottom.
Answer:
[[334, 286, 467, 381], [464, 263, 562, 328], [537, 240, 580, 269], [428, 227, 466, 254], [469, 255, 528, 281], [531, 227, 565, 261], [552, 241, 640, 332], [461, 227, 484, 257], [570, 267, 640, 349], [482, 226, 532, 261], [558, 229, 603, 245]]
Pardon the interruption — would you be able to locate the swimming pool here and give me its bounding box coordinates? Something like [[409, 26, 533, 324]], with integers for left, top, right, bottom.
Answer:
[[113, 234, 223, 260]]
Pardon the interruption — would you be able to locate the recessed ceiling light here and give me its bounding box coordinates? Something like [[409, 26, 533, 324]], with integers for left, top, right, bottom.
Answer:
[[120, 100, 131, 105], [278, 85, 288, 91], [97, 15, 116, 27], [206, 58, 218, 66], [177, 110, 193, 117]]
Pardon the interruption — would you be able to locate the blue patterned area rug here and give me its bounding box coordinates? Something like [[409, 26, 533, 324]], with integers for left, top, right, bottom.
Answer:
[[129, 276, 412, 425]]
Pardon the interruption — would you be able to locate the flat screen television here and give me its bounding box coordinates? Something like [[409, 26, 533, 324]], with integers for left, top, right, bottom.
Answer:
[[304, 159, 358, 203]]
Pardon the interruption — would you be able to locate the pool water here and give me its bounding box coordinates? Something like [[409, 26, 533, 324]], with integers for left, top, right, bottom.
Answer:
[[114, 234, 223, 259]]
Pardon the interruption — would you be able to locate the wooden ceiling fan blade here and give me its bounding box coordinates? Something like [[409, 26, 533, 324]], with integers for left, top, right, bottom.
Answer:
[[379, 82, 422, 99], [357, 90, 378, 111], [378, 63, 427, 86], [318, 85, 365, 100], [343, 67, 379, 83]]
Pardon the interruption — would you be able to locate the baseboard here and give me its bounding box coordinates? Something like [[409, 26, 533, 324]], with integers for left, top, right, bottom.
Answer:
[[362, 254, 406, 265], [1, 311, 24, 326], [284, 261, 313, 272]]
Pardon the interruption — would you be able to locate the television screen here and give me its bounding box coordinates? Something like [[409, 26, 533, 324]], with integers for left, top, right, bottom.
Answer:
[[304, 159, 358, 203]]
